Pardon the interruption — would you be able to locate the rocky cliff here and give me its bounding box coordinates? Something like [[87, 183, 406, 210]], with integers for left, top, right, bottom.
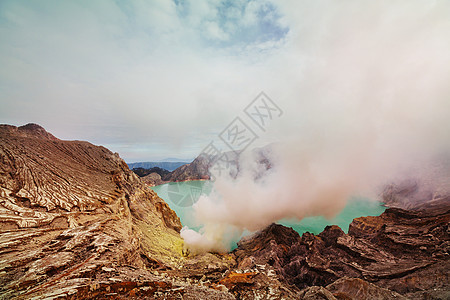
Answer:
[[162, 154, 211, 182]]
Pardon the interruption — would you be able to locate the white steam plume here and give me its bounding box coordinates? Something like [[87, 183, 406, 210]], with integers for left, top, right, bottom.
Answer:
[[181, 0, 450, 253]]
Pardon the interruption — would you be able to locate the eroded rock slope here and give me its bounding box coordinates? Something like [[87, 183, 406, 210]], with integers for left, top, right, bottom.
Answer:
[[0, 124, 188, 298], [232, 202, 449, 299]]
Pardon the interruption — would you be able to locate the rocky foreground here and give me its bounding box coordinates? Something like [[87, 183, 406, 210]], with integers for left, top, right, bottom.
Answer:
[[0, 124, 448, 299]]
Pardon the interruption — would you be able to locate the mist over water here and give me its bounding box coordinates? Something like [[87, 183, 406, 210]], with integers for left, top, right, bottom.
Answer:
[[180, 1, 450, 254], [153, 182, 385, 251]]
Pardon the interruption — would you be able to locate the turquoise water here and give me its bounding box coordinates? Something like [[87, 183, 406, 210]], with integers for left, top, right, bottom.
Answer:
[[152, 181, 213, 231], [279, 198, 385, 235], [152, 181, 386, 238]]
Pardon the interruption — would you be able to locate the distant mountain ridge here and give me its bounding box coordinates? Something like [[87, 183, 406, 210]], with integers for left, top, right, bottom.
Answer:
[[128, 161, 190, 171]]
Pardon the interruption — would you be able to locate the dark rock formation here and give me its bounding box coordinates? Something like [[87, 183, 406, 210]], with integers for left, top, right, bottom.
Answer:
[[128, 161, 189, 172], [232, 202, 450, 299], [132, 166, 170, 178]]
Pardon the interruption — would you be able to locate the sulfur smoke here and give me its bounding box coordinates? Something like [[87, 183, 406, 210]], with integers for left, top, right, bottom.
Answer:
[[181, 0, 450, 254]]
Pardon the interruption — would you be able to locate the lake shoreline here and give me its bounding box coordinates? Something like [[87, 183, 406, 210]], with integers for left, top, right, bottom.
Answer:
[[149, 178, 209, 188]]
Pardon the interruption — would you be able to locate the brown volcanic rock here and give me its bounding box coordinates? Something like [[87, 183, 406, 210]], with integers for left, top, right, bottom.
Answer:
[[325, 277, 407, 300], [219, 271, 258, 288], [298, 286, 337, 300], [233, 203, 450, 299]]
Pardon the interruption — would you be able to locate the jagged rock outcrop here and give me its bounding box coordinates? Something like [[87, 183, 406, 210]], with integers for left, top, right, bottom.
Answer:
[[232, 202, 450, 299]]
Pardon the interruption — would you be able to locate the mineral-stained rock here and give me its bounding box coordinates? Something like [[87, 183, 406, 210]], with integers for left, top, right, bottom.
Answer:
[[132, 166, 170, 178], [219, 271, 258, 288]]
